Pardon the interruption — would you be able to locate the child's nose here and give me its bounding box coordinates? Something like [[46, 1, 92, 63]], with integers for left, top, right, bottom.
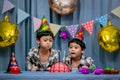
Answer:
[[47, 41, 50, 44], [71, 48, 75, 51]]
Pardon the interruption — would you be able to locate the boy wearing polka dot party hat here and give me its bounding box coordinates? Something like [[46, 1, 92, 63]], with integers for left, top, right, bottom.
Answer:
[[63, 28, 96, 72]]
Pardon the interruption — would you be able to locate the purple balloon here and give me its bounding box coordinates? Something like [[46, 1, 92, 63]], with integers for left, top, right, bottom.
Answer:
[[60, 30, 68, 40], [93, 68, 103, 75], [79, 68, 90, 74]]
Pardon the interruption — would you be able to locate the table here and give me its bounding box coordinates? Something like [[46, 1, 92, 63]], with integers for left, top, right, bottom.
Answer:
[[0, 71, 120, 80]]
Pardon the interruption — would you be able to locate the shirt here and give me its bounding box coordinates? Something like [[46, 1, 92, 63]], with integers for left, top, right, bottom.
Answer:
[[26, 47, 59, 71], [63, 55, 96, 71]]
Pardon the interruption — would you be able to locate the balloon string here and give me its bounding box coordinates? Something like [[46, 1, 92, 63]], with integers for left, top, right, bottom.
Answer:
[[4, 15, 9, 21]]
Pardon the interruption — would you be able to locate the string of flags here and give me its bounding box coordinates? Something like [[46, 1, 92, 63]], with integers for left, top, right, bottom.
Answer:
[[1, 0, 120, 38]]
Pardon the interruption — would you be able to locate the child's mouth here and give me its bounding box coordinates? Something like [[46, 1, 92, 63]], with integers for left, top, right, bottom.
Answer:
[[71, 52, 75, 54]]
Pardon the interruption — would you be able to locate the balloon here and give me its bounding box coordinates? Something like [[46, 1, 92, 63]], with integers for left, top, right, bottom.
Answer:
[[48, 0, 77, 15], [98, 21, 120, 53], [0, 16, 19, 48], [60, 30, 68, 40]]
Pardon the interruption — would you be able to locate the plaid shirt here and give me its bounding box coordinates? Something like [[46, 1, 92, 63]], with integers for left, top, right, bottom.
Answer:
[[63, 55, 96, 71], [26, 47, 59, 71]]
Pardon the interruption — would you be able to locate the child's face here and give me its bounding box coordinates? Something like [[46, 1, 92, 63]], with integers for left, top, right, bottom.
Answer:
[[68, 42, 84, 59], [37, 35, 53, 50]]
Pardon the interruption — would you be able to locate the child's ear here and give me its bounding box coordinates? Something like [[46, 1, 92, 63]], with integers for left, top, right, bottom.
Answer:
[[81, 49, 85, 54], [36, 38, 40, 44]]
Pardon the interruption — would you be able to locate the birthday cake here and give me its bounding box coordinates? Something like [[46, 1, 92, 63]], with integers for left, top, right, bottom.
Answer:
[[50, 62, 70, 72]]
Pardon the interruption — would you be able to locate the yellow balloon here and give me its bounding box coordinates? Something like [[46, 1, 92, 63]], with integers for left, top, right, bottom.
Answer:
[[0, 16, 19, 48], [98, 21, 120, 53]]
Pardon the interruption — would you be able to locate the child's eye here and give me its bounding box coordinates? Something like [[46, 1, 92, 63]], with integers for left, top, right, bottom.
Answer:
[[75, 47, 78, 49], [44, 40, 47, 42], [69, 46, 73, 48], [49, 39, 53, 42]]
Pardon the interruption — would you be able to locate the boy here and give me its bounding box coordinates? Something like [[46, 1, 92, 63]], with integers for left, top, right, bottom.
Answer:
[[26, 16, 59, 71], [63, 38, 96, 72]]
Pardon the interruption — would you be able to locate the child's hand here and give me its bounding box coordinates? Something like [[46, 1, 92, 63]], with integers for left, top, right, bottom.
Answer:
[[31, 65, 38, 71], [46, 67, 51, 71], [82, 66, 88, 68]]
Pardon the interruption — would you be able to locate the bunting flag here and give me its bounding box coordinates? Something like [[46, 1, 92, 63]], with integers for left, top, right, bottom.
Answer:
[[111, 6, 120, 18], [96, 14, 108, 27], [32, 17, 41, 32], [75, 27, 84, 41], [66, 24, 78, 38], [49, 23, 61, 36], [82, 20, 94, 36], [17, 9, 30, 24], [2, 0, 15, 14]]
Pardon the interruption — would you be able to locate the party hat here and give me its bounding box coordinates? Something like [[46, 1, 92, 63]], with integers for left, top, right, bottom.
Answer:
[[6, 52, 20, 74], [36, 16, 51, 33], [75, 27, 84, 41]]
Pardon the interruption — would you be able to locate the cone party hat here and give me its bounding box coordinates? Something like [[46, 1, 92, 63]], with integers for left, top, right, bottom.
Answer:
[[6, 52, 20, 74], [36, 16, 51, 33], [75, 27, 84, 41]]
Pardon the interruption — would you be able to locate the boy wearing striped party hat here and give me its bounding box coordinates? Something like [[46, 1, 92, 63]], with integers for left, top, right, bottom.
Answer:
[[26, 16, 59, 71]]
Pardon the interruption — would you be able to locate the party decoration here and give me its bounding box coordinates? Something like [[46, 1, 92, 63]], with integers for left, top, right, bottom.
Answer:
[[6, 52, 21, 74], [66, 24, 78, 38], [2, 0, 15, 14], [98, 20, 120, 53], [104, 67, 111, 70], [17, 9, 30, 24], [0, 15, 19, 48], [89, 67, 96, 72], [111, 6, 120, 18], [75, 27, 84, 41], [49, 23, 61, 36], [36, 16, 51, 34], [50, 62, 70, 72], [48, 0, 77, 15], [32, 17, 41, 32], [93, 68, 103, 75], [82, 20, 94, 36], [96, 14, 108, 26], [103, 67, 119, 74], [60, 27, 68, 40], [79, 67, 90, 74]]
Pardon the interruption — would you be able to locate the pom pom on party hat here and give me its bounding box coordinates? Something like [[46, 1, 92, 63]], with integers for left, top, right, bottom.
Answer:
[[36, 16, 51, 33], [75, 27, 84, 41]]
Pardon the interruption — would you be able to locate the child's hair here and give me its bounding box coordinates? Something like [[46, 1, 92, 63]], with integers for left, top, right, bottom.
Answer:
[[36, 31, 54, 40], [68, 38, 86, 50]]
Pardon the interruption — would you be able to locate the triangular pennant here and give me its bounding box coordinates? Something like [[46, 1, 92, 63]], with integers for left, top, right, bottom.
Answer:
[[75, 27, 84, 41], [32, 17, 41, 32], [2, 0, 15, 14], [82, 20, 94, 36], [17, 9, 30, 24], [96, 14, 108, 26], [49, 23, 61, 36], [66, 24, 78, 38], [111, 6, 120, 18]]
